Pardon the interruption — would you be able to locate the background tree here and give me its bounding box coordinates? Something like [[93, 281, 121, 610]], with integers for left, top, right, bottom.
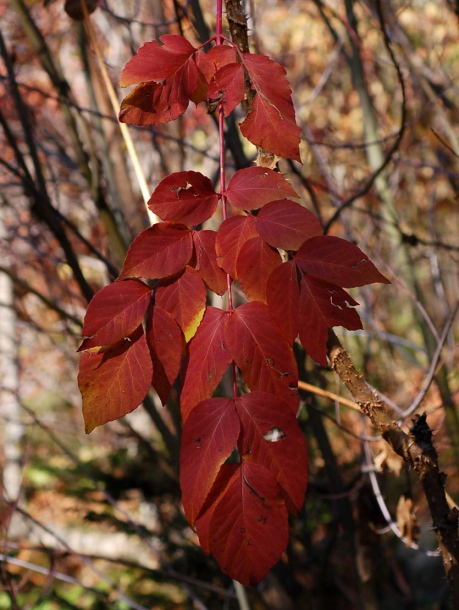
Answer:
[[0, 0, 458, 608]]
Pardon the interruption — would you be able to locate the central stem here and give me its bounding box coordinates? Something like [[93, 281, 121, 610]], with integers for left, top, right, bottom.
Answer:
[[216, 0, 237, 399]]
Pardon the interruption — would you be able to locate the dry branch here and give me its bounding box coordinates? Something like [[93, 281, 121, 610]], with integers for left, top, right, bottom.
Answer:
[[327, 329, 459, 604]]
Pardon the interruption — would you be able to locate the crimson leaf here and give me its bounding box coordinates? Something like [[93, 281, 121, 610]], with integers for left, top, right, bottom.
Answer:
[[79, 279, 151, 350], [148, 171, 219, 226], [180, 398, 240, 526], [240, 53, 301, 162], [154, 266, 206, 343], [118, 223, 193, 281], [236, 392, 307, 514], [295, 235, 390, 287], [78, 329, 152, 434], [226, 167, 298, 210], [215, 215, 258, 279], [224, 301, 299, 412], [256, 199, 323, 250]]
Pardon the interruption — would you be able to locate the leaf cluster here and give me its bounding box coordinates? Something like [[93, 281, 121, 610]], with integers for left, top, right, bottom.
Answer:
[[78, 30, 388, 586]]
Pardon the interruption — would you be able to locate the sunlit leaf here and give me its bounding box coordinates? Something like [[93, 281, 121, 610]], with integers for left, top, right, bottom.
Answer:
[[240, 54, 301, 162], [118, 223, 193, 281], [79, 329, 152, 434], [119, 35, 199, 126], [226, 167, 298, 210], [148, 171, 219, 226], [180, 307, 232, 420], [79, 280, 151, 350], [256, 199, 323, 250], [120, 35, 197, 86], [155, 266, 206, 343]]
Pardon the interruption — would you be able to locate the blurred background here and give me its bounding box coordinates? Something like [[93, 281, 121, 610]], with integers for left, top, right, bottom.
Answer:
[[0, 0, 458, 608]]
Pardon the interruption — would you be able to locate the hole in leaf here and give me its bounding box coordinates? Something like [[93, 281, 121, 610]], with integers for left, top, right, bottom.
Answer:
[[262, 427, 286, 442]]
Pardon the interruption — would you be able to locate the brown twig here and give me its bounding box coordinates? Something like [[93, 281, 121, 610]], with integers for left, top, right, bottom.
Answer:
[[327, 329, 459, 604]]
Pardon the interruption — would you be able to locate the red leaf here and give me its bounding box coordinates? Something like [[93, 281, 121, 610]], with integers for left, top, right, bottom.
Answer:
[[197, 462, 289, 586], [266, 261, 300, 345], [195, 463, 238, 555], [236, 392, 307, 513], [148, 171, 219, 226], [120, 35, 197, 86], [240, 54, 301, 162], [180, 307, 232, 420], [155, 266, 206, 343], [208, 63, 244, 116], [226, 167, 298, 211], [146, 306, 183, 405], [191, 51, 216, 105], [206, 45, 237, 70], [224, 302, 299, 412], [119, 35, 199, 126], [215, 215, 258, 279], [79, 280, 151, 350], [298, 274, 362, 366], [119, 79, 192, 126], [256, 200, 323, 250], [78, 329, 152, 434], [192, 230, 228, 295], [237, 236, 282, 303], [295, 236, 390, 288], [180, 398, 240, 526], [118, 223, 193, 281]]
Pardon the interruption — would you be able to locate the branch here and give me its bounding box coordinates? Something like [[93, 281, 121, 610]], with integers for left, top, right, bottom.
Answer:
[[327, 329, 459, 604]]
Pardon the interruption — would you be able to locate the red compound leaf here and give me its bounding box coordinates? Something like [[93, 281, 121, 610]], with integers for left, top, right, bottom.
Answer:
[[180, 398, 240, 526], [78, 328, 152, 434], [295, 235, 390, 288], [119, 35, 199, 125], [180, 306, 232, 420], [155, 266, 206, 343], [79, 279, 151, 351], [236, 392, 307, 514], [239, 53, 301, 162], [118, 223, 193, 281], [256, 199, 323, 250], [208, 62, 245, 116], [192, 230, 228, 295], [120, 35, 197, 86], [146, 306, 183, 405], [266, 260, 300, 345], [195, 462, 289, 586], [148, 171, 219, 226], [206, 45, 237, 70], [237, 235, 282, 303], [224, 301, 299, 412], [298, 274, 362, 366], [226, 167, 298, 211], [215, 215, 258, 279]]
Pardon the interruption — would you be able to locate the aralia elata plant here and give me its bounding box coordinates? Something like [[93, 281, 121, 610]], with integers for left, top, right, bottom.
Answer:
[[77, 0, 389, 586]]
